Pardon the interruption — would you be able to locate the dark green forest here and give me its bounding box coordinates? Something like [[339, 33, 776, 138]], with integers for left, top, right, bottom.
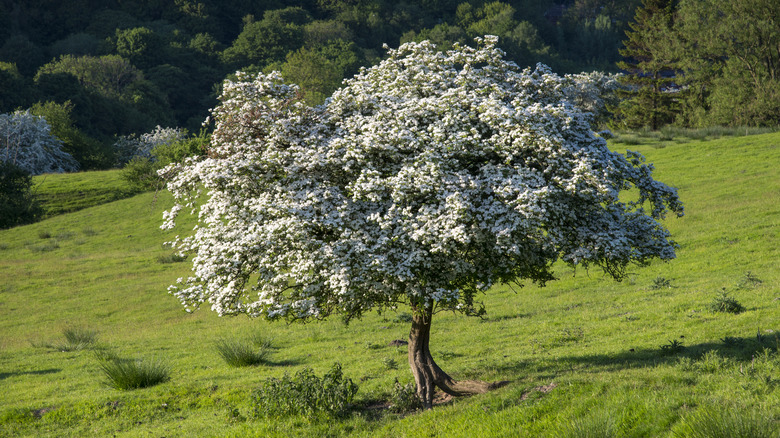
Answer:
[[1, 0, 779, 172]]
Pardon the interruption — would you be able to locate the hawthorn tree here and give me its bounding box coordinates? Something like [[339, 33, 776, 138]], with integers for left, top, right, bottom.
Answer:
[[161, 37, 683, 409]]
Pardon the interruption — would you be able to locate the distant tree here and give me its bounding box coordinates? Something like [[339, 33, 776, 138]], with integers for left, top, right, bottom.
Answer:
[[0, 110, 79, 175], [0, 161, 43, 229], [161, 38, 683, 409], [36, 55, 143, 99], [611, 0, 679, 130], [674, 0, 780, 127], [221, 8, 309, 68], [0, 35, 47, 76], [114, 27, 166, 69], [0, 62, 36, 113], [30, 100, 111, 170]]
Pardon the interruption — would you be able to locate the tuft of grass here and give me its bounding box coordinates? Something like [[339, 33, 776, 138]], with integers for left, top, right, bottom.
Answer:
[[563, 410, 617, 438], [97, 353, 171, 390], [215, 336, 271, 367], [736, 271, 762, 290], [672, 406, 778, 438], [37, 230, 52, 239], [156, 253, 187, 264], [709, 289, 745, 314]]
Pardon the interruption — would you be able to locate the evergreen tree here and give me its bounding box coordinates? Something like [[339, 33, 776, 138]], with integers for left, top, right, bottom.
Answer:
[[611, 0, 679, 130]]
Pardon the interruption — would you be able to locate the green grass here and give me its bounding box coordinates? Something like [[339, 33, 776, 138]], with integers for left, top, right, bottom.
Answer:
[[32, 169, 139, 218], [0, 133, 779, 436]]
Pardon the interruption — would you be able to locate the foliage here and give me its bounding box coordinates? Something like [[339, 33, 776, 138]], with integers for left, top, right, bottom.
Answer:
[[29, 100, 112, 170], [250, 363, 358, 419], [121, 129, 206, 191], [709, 289, 745, 314], [115, 126, 186, 166], [0, 110, 79, 175], [162, 37, 682, 324], [611, 0, 679, 130], [673, 0, 780, 127], [389, 379, 423, 413], [0, 161, 43, 229], [96, 353, 171, 390]]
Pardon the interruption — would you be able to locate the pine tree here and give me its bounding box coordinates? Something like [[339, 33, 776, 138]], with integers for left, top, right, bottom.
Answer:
[[611, 0, 679, 130]]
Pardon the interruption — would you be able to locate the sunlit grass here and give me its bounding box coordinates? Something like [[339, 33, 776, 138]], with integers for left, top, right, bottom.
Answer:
[[0, 133, 778, 436]]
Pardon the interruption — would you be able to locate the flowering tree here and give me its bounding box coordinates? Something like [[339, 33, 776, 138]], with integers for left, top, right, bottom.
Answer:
[[0, 110, 79, 175], [162, 37, 683, 408]]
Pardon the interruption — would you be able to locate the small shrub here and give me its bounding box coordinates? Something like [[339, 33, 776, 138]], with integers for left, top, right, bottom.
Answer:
[[660, 339, 685, 355], [38, 230, 52, 239], [97, 354, 170, 390], [389, 379, 422, 413], [672, 406, 777, 438], [215, 337, 270, 367], [250, 363, 358, 420], [650, 276, 672, 290], [381, 357, 398, 370], [736, 271, 762, 289], [709, 289, 745, 314]]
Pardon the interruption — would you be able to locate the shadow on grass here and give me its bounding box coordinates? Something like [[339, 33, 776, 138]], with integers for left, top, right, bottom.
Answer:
[[0, 368, 61, 380], [488, 335, 780, 377]]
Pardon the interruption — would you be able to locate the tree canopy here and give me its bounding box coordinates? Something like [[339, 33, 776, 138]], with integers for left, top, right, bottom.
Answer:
[[161, 37, 683, 407]]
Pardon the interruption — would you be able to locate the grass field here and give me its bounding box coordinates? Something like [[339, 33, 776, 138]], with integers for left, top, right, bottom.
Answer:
[[1, 132, 779, 437]]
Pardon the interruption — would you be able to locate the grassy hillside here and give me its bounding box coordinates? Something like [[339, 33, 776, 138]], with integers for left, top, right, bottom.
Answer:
[[1, 133, 779, 437]]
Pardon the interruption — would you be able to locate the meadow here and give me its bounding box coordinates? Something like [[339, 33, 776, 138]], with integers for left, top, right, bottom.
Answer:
[[1, 132, 778, 437]]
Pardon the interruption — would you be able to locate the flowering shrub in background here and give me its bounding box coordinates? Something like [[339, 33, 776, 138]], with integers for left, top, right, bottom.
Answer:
[[0, 110, 79, 175], [161, 36, 683, 408], [114, 125, 185, 167]]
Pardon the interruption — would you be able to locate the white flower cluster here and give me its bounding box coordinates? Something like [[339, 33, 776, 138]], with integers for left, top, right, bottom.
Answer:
[[162, 36, 683, 321], [0, 110, 79, 175], [114, 125, 185, 166]]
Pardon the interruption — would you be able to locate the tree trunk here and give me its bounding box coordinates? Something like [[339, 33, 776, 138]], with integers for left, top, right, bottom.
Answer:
[[407, 302, 507, 409]]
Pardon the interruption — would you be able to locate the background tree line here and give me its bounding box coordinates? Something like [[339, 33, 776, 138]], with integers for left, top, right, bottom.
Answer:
[[613, 0, 780, 129], [1, 0, 778, 176], [0, 0, 641, 171]]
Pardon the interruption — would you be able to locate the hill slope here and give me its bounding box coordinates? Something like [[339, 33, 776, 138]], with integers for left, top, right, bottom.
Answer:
[[1, 133, 779, 437]]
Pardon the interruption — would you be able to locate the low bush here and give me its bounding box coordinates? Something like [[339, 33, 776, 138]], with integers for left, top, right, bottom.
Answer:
[[389, 379, 422, 413], [709, 289, 745, 314], [250, 363, 358, 420]]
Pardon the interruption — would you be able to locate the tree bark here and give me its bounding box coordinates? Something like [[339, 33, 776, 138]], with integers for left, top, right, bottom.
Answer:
[[407, 302, 507, 409]]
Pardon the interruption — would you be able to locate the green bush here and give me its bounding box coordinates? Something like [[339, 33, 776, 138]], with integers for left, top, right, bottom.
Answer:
[[121, 132, 208, 191], [0, 161, 43, 229], [709, 289, 745, 314], [250, 363, 358, 420], [389, 379, 422, 413]]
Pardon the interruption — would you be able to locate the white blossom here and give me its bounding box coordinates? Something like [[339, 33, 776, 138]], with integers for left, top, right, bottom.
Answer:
[[0, 110, 78, 175], [161, 37, 683, 321]]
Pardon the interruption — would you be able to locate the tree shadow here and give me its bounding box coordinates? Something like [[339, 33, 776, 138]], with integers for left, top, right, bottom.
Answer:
[[0, 368, 61, 380], [489, 334, 779, 377]]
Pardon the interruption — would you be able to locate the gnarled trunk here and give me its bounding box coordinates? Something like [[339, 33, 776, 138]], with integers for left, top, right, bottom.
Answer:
[[407, 302, 506, 409]]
